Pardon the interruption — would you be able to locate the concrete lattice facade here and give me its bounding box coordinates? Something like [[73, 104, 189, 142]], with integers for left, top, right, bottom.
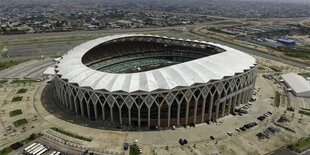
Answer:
[[53, 34, 257, 128], [54, 67, 256, 127]]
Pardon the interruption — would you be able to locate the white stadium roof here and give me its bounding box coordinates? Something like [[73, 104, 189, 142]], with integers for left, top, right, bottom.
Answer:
[[56, 34, 257, 93], [281, 73, 310, 97]]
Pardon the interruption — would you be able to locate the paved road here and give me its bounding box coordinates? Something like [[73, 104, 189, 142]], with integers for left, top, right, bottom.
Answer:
[[185, 27, 310, 69], [2, 41, 85, 58], [0, 58, 55, 79]]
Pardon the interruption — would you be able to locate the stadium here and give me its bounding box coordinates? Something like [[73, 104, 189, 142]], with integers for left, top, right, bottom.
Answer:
[[53, 34, 257, 128]]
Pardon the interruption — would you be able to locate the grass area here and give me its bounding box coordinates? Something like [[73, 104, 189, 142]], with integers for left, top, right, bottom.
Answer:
[[299, 110, 310, 116], [288, 137, 310, 151], [17, 88, 27, 94], [143, 31, 166, 35], [255, 24, 310, 38], [13, 119, 28, 127], [191, 37, 200, 40], [11, 79, 36, 84], [171, 29, 184, 34], [0, 133, 42, 155], [0, 37, 95, 47], [12, 96, 23, 102], [20, 133, 43, 145], [130, 145, 140, 155], [0, 44, 5, 50], [0, 60, 29, 72], [0, 80, 7, 85], [301, 108, 310, 111], [275, 91, 281, 107], [287, 107, 295, 112], [299, 72, 310, 78], [0, 147, 14, 155], [257, 66, 265, 70], [9, 109, 22, 117], [279, 46, 310, 60], [51, 127, 92, 142]]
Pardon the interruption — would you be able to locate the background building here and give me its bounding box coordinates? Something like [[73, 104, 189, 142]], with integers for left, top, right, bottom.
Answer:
[[280, 73, 310, 97]]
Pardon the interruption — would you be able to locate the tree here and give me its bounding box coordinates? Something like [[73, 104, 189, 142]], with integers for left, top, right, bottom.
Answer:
[[29, 133, 35, 140]]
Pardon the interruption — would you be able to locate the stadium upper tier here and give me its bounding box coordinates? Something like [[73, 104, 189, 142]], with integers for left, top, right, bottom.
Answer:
[[55, 34, 257, 93]]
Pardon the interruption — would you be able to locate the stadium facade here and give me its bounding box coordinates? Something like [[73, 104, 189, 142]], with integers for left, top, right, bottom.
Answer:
[[54, 34, 257, 128]]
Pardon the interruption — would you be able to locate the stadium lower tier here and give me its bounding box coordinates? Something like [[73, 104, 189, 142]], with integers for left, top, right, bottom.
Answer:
[[53, 67, 256, 128]]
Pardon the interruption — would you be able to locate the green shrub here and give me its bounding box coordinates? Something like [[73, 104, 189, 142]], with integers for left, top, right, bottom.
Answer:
[[9, 109, 22, 117], [20, 133, 42, 145], [13, 119, 28, 127], [288, 137, 310, 151], [300, 108, 310, 111], [0, 147, 14, 155], [0, 80, 7, 85], [299, 110, 310, 116], [12, 96, 23, 102], [275, 91, 281, 107], [51, 127, 92, 142], [11, 80, 36, 84], [287, 107, 295, 112], [17, 88, 27, 94], [130, 145, 140, 155], [257, 66, 265, 70]]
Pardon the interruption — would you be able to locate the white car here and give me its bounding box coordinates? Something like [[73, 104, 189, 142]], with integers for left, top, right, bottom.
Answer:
[[227, 132, 233, 136], [235, 128, 241, 132], [172, 125, 176, 130], [134, 139, 138, 145], [139, 148, 142, 154]]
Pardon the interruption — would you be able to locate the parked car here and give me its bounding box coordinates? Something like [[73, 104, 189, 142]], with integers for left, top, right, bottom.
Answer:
[[134, 139, 138, 145], [179, 139, 188, 145], [257, 116, 265, 121], [172, 125, 176, 130], [256, 133, 265, 139], [210, 136, 215, 140], [123, 143, 129, 150], [227, 132, 233, 136], [235, 128, 241, 132]]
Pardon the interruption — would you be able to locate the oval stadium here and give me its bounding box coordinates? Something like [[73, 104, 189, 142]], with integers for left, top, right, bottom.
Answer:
[[53, 34, 257, 129]]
